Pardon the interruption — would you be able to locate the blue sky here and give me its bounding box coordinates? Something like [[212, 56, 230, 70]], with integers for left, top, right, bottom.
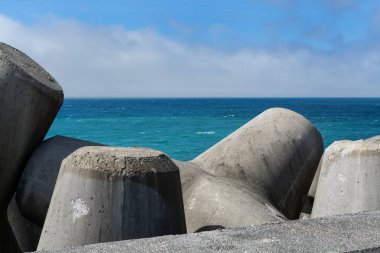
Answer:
[[0, 0, 380, 97], [1, 0, 378, 50]]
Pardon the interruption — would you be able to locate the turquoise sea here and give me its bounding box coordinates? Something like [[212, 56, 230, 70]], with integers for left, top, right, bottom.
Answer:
[[46, 98, 380, 161]]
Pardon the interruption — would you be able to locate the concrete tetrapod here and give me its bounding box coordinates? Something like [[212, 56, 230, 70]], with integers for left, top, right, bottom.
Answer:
[[180, 108, 323, 232], [37, 147, 187, 251], [16, 136, 103, 227], [311, 136, 380, 218], [7, 197, 41, 252], [0, 43, 63, 252]]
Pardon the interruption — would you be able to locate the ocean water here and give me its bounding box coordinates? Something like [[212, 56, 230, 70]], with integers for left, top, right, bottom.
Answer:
[[46, 98, 380, 161]]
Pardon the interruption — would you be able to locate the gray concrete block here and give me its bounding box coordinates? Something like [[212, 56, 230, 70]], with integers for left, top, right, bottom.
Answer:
[[181, 108, 323, 232], [34, 211, 380, 253], [16, 135, 103, 227], [37, 147, 186, 251], [312, 136, 380, 218], [7, 197, 41, 252], [0, 42, 63, 252]]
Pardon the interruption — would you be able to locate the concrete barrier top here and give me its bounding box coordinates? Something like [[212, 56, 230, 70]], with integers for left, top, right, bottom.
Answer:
[[325, 137, 380, 159]]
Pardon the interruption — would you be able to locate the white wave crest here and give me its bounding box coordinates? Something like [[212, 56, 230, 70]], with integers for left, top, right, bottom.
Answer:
[[196, 131, 215, 135]]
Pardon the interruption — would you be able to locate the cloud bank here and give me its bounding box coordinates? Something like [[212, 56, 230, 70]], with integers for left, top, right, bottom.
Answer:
[[0, 14, 379, 97]]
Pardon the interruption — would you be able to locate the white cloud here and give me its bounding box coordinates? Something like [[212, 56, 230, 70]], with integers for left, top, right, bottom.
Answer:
[[0, 14, 379, 97]]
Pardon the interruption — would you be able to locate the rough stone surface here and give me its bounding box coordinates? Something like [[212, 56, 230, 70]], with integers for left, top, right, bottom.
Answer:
[[35, 211, 380, 253], [16, 136, 103, 227], [180, 108, 323, 232], [37, 147, 186, 251], [7, 197, 41, 252], [0, 42, 63, 252], [312, 136, 380, 218]]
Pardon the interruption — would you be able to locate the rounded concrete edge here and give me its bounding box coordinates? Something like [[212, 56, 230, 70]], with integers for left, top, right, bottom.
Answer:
[[0, 42, 64, 102]]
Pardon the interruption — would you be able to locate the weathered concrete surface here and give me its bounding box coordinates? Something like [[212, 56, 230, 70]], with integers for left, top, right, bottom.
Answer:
[[312, 136, 380, 218], [180, 108, 323, 232], [38, 147, 186, 251], [7, 197, 41, 252], [16, 135, 103, 227], [349, 247, 380, 253], [36, 211, 380, 253], [0, 42, 63, 252], [366, 249, 380, 253], [176, 161, 287, 232], [308, 159, 322, 198]]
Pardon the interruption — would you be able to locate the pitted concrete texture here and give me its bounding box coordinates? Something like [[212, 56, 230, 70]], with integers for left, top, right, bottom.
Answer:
[[0, 42, 62, 95], [36, 211, 380, 253], [16, 136, 104, 227], [62, 146, 179, 177], [312, 136, 380, 218]]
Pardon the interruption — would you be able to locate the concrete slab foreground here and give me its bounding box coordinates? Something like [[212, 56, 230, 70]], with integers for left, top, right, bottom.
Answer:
[[36, 211, 380, 253]]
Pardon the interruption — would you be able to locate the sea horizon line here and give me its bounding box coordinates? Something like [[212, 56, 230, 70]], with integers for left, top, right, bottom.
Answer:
[[63, 97, 380, 99]]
